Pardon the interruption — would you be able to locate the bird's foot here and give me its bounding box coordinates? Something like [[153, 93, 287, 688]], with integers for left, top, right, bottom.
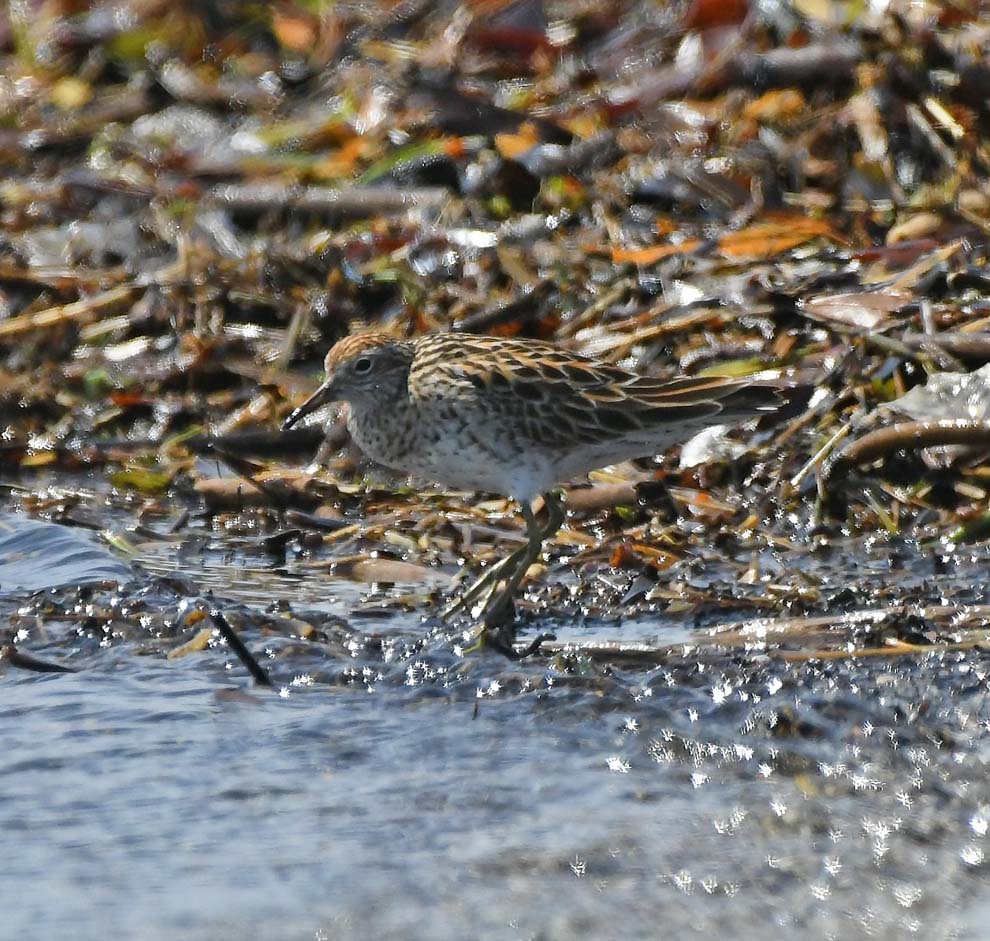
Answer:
[[458, 624, 555, 660], [459, 595, 555, 659], [456, 593, 516, 654], [457, 626, 495, 657]]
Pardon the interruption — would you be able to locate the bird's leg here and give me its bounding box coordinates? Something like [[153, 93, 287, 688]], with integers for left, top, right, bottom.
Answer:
[[438, 538, 530, 621], [441, 491, 568, 623], [449, 491, 565, 656], [478, 502, 543, 627], [479, 489, 566, 642], [543, 487, 567, 534], [455, 507, 543, 655]]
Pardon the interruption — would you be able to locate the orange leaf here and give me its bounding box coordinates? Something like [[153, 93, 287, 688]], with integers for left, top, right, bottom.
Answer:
[[717, 216, 841, 259], [273, 10, 318, 53], [611, 215, 842, 266], [110, 391, 151, 407], [611, 239, 703, 265], [443, 137, 467, 159], [609, 543, 631, 568], [494, 122, 541, 159], [743, 89, 806, 123], [315, 137, 376, 179], [562, 114, 602, 139], [682, 0, 748, 29], [630, 544, 680, 570]]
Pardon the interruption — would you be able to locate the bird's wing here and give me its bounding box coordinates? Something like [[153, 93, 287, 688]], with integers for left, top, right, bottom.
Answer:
[[409, 335, 780, 448]]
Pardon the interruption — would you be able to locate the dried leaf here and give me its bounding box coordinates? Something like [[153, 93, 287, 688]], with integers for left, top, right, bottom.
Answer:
[[349, 558, 452, 585], [717, 217, 843, 259], [495, 122, 542, 160], [802, 289, 910, 329], [20, 450, 58, 468], [611, 239, 702, 265], [272, 9, 319, 53], [743, 89, 806, 122], [168, 627, 214, 659], [611, 216, 842, 266], [682, 0, 749, 29], [886, 212, 943, 245]]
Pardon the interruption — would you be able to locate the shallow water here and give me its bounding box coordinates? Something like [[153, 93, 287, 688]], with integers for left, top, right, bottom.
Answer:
[[3, 511, 990, 940], [0, 515, 131, 592]]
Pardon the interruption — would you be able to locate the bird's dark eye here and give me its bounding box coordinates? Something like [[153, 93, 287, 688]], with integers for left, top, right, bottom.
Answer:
[[353, 357, 373, 375]]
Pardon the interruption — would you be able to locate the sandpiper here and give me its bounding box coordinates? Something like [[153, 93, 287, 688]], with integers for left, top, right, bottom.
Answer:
[[283, 331, 783, 653]]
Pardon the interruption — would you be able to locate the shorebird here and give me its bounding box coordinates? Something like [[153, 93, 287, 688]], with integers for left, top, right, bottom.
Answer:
[[283, 332, 783, 653]]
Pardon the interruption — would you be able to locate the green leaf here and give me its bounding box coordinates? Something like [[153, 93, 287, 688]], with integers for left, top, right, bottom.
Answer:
[[697, 358, 774, 378], [110, 465, 174, 494], [357, 139, 450, 185]]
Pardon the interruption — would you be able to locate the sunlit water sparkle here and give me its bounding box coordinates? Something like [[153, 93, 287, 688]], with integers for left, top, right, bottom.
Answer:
[[3, 514, 990, 939]]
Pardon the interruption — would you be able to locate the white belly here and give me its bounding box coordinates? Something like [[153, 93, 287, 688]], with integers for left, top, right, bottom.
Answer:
[[346, 403, 555, 503], [398, 435, 555, 503]]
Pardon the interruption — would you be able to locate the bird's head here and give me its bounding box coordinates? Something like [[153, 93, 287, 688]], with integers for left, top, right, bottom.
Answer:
[[282, 332, 414, 428]]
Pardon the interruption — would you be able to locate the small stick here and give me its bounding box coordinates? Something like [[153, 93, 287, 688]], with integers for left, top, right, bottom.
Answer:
[[206, 182, 449, 217], [1, 645, 78, 674], [0, 284, 139, 338], [210, 610, 273, 688], [791, 420, 853, 488], [822, 419, 990, 489], [901, 332, 990, 360], [199, 442, 317, 510], [777, 639, 985, 662], [557, 277, 636, 339]]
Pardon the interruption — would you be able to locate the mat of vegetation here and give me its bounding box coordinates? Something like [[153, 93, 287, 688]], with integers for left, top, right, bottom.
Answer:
[[3, 1, 990, 661]]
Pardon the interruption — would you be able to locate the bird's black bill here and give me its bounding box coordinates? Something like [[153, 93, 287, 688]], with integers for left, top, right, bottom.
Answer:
[[282, 381, 334, 430]]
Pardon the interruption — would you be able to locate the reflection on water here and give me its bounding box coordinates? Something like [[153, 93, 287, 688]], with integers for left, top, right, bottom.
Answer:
[[2, 514, 990, 939]]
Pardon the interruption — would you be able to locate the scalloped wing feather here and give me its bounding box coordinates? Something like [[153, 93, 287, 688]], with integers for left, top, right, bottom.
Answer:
[[409, 333, 779, 447]]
